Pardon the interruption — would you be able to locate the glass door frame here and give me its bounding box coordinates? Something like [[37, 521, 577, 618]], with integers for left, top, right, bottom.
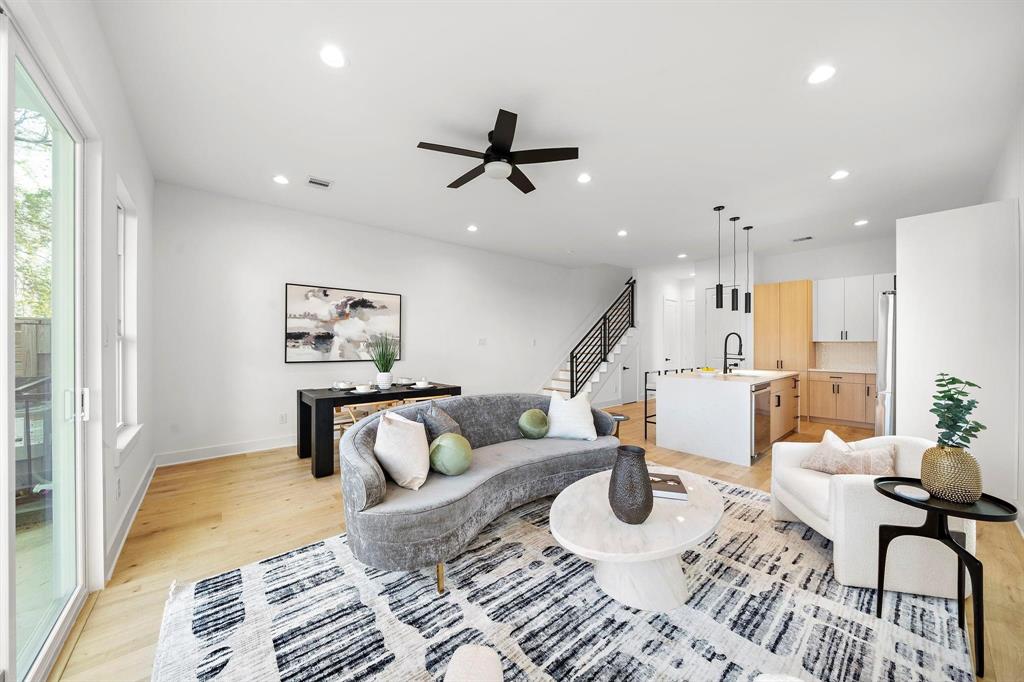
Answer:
[[0, 11, 87, 682]]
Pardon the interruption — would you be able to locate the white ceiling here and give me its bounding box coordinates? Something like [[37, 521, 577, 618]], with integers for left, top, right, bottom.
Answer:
[[93, 0, 1024, 268]]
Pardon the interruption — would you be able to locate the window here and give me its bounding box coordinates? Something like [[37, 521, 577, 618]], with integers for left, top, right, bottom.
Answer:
[[113, 185, 137, 433], [115, 201, 127, 427]]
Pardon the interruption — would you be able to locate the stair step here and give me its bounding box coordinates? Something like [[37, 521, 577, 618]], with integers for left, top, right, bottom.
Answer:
[[548, 379, 570, 390]]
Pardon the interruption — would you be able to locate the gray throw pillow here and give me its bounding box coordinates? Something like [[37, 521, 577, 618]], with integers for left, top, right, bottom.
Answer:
[[417, 403, 462, 442]]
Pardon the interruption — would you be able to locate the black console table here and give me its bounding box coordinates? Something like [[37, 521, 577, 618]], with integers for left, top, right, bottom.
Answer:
[[873, 476, 1017, 677], [296, 383, 462, 478]]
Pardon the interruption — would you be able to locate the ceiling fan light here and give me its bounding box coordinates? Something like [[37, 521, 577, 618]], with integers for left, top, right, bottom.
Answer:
[[484, 161, 513, 179]]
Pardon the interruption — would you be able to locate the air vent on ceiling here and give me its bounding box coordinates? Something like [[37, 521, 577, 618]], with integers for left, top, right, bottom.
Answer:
[[792, 236, 814, 243], [307, 176, 333, 189]]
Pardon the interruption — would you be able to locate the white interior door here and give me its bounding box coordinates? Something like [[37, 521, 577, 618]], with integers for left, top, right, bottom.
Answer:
[[682, 298, 695, 368], [2, 18, 86, 682], [662, 297, 680, 369], [619, 343, 638, 404]]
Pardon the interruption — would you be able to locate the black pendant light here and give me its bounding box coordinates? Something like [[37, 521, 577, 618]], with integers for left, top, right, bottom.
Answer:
[[730, 216, 740, 311], [714, 206, 725, 309], [743, 225, 753, 313]]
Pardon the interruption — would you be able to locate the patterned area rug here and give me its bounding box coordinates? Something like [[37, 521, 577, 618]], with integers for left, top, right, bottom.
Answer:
[[153, 479, 973, 682]]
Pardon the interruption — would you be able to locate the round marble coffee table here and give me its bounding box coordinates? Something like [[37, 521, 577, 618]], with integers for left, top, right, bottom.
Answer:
[[549, 467, 723, 611]]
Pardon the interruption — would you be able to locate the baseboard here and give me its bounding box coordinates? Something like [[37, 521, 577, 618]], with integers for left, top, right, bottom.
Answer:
[[154, 434, 296, 468], [105, 457, 156, 581]]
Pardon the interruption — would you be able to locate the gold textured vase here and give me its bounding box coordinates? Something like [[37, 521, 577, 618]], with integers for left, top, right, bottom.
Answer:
[[920, 446, 983, 504]]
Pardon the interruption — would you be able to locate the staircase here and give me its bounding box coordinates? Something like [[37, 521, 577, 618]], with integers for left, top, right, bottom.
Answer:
[[542, 278, 636, 398]]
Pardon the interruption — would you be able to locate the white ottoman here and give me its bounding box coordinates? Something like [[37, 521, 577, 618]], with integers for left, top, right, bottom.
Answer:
[[444, 644, 503, 682]]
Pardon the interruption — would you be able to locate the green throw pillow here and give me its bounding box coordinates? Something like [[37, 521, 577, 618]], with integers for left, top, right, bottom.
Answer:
[[518, 408, 549, 439], [429, 433, 473, 476]]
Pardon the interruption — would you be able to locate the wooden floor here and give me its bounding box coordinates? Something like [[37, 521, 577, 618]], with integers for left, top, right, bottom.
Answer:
[[52, 402, 1023, 681]]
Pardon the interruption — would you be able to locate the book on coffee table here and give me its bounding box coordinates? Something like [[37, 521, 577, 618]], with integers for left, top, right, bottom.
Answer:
[[649, 473, 688, 500]]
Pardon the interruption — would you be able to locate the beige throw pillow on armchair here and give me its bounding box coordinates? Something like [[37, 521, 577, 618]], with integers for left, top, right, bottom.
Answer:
[[373, 411, 430, 490], [801, 429, 896, 476]]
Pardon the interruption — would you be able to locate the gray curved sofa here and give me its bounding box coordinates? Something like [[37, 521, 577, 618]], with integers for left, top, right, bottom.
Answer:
[[340, 393, 618, 572]]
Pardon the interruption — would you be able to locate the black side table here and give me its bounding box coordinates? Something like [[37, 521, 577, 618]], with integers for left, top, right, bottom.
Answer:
[[608, 412, 630, 437], [873, 477, 1018, 677]]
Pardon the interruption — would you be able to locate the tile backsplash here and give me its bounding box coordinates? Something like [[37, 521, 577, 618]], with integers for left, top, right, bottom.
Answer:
[[815, 342, 877, 371]]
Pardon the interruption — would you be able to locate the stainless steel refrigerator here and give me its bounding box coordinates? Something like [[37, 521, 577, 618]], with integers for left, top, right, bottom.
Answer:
[[875, 289, 896, 436]]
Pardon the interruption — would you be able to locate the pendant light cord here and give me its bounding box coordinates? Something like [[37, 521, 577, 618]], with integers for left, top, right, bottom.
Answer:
[[732, 221, 737, 287], [717, 210, 721, 283], [746, 229, 750, 290]]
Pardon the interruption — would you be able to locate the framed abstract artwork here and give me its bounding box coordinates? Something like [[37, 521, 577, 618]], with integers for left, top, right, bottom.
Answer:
[[284, 283, 402, 363]]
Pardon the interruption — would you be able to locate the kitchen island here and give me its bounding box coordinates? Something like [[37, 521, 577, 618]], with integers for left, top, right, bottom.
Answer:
[[656, 370, 800, 466]]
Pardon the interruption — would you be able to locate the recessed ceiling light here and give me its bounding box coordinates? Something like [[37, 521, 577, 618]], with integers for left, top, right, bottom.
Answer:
[[830, 169, 850, 180], [319, 44, 346, 68], [466, 224, 478, 232], [617, 229, 628, 237], [577, 172, 592, 184], [273, 175, 289, 185], [807, 64, 836, 84], [853, 219, 869, 227], [677, 253, 687, 259]]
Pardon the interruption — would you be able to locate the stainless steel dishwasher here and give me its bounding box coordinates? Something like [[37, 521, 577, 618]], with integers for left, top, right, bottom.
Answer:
[[751, 382, 771, 461]]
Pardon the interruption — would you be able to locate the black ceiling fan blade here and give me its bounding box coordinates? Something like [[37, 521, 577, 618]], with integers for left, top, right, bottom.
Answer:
[[447, 163, 485, 188], [507, 165, 535, 194], [418, 142, 485, 159], [510, 147, 579, 165], [490, 109, 517, 151]]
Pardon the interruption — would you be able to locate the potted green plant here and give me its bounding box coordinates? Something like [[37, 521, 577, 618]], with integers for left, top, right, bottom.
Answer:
[[922, 373, 987, 503], [368, 333, 399, 389]]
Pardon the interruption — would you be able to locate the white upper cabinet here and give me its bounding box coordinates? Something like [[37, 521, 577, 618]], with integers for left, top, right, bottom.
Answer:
[[814, 272, 893, 341], [813, 277, 845, 341], [843, 275, 875, 341]]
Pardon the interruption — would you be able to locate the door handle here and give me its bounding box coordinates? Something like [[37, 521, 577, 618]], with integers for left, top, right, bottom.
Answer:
[[664, 358, 671, 361], [622, 366, 630, 371]]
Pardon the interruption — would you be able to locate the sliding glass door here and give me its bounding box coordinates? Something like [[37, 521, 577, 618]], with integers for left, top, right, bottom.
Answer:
[[2, 15, 85, 682]]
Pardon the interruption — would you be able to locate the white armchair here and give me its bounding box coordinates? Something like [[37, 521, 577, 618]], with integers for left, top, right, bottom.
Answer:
[[771, 435, 975, 599]]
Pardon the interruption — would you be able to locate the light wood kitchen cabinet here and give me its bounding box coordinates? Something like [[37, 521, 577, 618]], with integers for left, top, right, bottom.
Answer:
[[808, 380, 837, 419], [779, 281, 813, 371], [808, 372, 872, 424], [864, 382, 875, 424], [836, 382, 866, 422], [770, 376, 799, 442], [755, 280, 812, 418], [753, 283, 780, 369], [755, 280, 811, 372]]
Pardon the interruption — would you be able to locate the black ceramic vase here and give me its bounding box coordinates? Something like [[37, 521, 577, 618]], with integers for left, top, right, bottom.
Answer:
[[608, 445, 654, 524]]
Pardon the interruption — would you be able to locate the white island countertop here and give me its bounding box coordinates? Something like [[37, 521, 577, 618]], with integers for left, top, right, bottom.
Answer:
[[656, 369, 799, 466], [665, 369, 798, 384]]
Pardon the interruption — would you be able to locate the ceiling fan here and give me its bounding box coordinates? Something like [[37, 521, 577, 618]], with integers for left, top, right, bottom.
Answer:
[[417, 109, 578, 194]]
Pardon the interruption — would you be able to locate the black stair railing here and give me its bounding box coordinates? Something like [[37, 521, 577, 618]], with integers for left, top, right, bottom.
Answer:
[[569, 278, 635, 397]]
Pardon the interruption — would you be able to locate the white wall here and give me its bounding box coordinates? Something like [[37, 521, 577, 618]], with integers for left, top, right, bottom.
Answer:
[[755, 236, 896, 284], [152, 183, 629, 461], [10, 1, 156, 585], [896, 201, 1019, 506], [984, 105, 1024, 531]]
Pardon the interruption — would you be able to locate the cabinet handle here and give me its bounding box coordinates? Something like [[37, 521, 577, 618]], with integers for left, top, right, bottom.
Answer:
[[833, 383, 837, 394], [865, 385, 869, 396], [829, 375, 842, 379], [775, 395, 781, 407]]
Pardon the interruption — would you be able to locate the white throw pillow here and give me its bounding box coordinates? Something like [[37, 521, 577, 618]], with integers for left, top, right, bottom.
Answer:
[[545, 392, 597, 441], [373, 411, 429, 490], [801, 429, 896, 475]]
